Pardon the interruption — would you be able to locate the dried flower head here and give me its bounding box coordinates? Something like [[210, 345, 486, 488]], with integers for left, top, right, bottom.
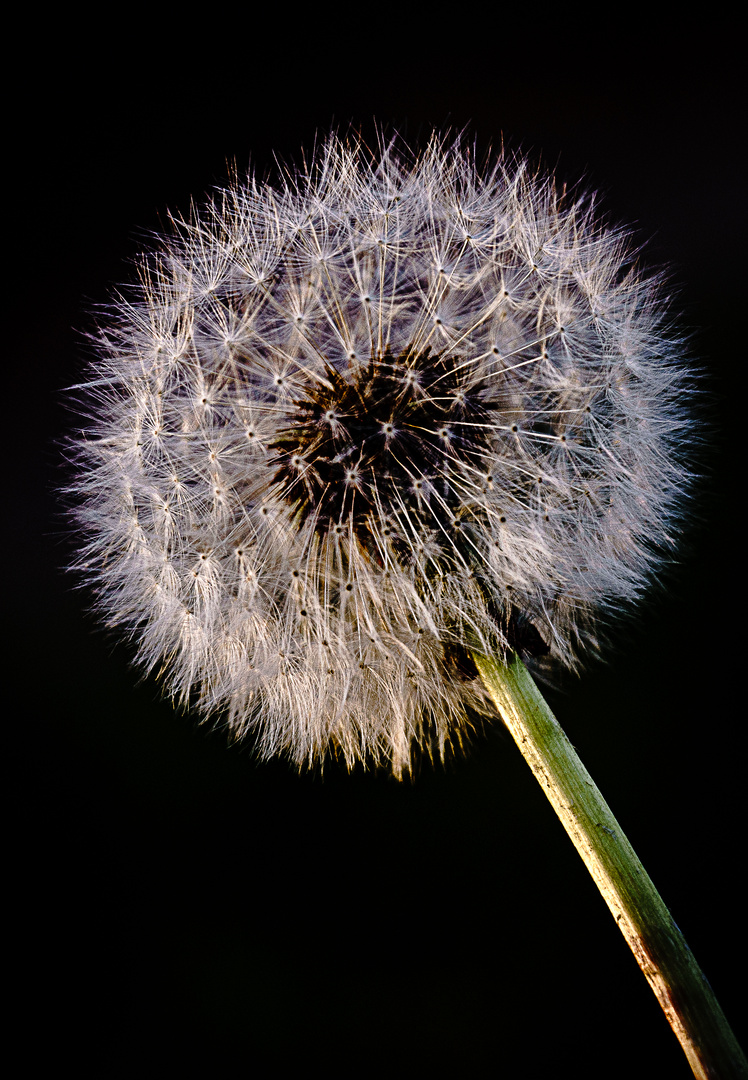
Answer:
[[70, 130, 690, 774]]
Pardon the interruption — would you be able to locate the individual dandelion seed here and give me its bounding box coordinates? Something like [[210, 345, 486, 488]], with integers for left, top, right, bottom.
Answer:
[[68, 130, 746, 1078]]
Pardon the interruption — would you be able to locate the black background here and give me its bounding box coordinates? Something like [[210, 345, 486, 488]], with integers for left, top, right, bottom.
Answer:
[[11, 16, 744, 1077]]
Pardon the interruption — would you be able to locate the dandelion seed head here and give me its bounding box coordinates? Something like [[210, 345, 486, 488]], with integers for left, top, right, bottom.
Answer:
[[69, 129, 692, 775]]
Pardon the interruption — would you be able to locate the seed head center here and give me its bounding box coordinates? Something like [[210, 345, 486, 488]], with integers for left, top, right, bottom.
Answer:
[[270, 348, 489, 546]]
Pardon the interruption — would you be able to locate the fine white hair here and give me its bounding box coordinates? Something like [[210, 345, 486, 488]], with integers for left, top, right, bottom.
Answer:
[[69, 129, 693, 774]]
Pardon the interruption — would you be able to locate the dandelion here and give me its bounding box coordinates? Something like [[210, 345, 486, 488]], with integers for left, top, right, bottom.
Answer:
[[70, 130, 687, 772], [68, 130, 745, 1078]]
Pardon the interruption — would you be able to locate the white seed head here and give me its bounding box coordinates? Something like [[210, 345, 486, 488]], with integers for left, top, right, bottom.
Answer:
[[69, 130, 692, 775]]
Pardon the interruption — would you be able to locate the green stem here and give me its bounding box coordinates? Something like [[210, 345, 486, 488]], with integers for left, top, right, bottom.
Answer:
[[472, 651, 747, 1080]]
